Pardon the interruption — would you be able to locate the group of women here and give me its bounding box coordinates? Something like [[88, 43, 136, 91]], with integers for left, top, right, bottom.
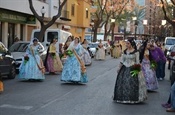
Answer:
[[18, 36, 91, 84], [113, 39, 158, 103]]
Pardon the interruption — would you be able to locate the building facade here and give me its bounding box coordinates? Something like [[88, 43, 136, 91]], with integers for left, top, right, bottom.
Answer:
[[0, 0, 91, 47]]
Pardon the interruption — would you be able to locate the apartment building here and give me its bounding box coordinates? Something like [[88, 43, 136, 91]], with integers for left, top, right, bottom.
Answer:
[[0, 0, 91, 47]]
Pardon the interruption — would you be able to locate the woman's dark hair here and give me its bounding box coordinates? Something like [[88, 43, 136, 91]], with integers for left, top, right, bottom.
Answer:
[[63, 36, 73, 50], [139, 39, 148, 63], [33, 38, 38, 42], [128, 39, 137, 51], [81, 39, 87, 45], [74, 37, 80, 43]]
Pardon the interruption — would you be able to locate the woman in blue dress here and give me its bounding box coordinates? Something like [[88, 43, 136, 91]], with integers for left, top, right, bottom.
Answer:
[[18, 38, 45, 81], [61, 37, 88, 83]]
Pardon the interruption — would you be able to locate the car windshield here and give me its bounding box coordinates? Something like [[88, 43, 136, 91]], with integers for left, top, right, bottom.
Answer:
[[9, 43, 29, 52], [166, 39, 175, 45], [88, 43, 98, 48]]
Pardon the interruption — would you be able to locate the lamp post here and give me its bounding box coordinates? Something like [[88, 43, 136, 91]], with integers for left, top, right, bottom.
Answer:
[[111, 18, 115, 41], [132, 17, 138, 40], [40, 6, 46, 18], [90, 22, 94, 43], [161, 20, 166, 37]]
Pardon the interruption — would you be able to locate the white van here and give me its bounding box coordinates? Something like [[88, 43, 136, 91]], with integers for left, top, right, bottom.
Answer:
[[31, 29, 72, 53], [164, 37, 175, 52]]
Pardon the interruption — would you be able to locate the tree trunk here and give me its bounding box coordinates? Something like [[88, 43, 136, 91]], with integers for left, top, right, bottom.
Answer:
[[111, 23, 115, 41], [93, 28, 98, 42], [173, 25, 175, 37], [38, 25, 47, 42], [104, 33, 108, 41]]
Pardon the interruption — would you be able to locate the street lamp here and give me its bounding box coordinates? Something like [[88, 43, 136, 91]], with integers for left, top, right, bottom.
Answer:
[[143, 20, 148, 34], [90, 22, 94, 42], [161, 20, 167, 37], [132, 17, 138, 40], [40, 6, 46, 18]]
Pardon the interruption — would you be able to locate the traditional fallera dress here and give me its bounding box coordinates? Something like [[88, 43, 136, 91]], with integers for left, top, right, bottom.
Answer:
[[18, 45, 45, 80], [112, 42, 122, 58], [61, 42, 88, 83], [82, 44, 92, 66], [45, 43, 63, 73], [113, 49, 147, 103], [141, 50, 158, 91], [95, 43, 105, 60]]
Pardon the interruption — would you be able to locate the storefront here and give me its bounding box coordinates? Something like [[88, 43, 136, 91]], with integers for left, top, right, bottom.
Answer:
[[0, 8, 36, 47]]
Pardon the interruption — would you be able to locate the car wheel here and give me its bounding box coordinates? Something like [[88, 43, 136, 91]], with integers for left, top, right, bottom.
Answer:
[[8, 65, 16, 79]]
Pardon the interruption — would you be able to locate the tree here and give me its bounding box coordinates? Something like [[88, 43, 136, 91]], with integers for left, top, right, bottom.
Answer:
[[160, 0, 175, 36], [28, 0, 67, 41], [91, 0, 107, 42], [103, 0, 131, 41]]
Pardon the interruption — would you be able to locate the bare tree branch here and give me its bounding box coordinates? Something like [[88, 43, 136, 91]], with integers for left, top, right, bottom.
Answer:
[[28, 0, 43, 22], [160, 0, 174, 25]]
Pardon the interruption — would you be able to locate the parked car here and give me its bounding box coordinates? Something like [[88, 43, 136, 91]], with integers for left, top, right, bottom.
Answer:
[[164, 37, 175, 56], [166, 45, 175, 69], [168, 56, 175, 85], [9, 41, 47, 73], [0, 42, 16, 79], [88, 42, 99, 58]]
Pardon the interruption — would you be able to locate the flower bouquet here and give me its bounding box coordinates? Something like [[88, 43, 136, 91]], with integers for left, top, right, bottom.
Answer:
[[130, 64, 141, 77], [24, 55, 29, 64], [65, 50, 73, 57], [50, 53, 56, 59], [150, 60, 157, 70]]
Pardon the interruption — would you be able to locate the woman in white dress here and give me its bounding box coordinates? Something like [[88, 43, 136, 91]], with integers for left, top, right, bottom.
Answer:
[[95, 40, 105, 60]]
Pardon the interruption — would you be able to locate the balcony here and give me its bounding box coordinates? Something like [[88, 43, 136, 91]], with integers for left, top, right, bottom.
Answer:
[[60, 10, 71, 21]]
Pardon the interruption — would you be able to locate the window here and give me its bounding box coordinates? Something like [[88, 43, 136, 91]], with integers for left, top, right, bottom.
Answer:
[[47, 32, 58, 42], [86, 8, 88, 18], [71, 4, 75, 16]]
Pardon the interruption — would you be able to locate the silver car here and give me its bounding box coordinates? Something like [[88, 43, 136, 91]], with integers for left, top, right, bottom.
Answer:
[[9, 41, 47, 73]]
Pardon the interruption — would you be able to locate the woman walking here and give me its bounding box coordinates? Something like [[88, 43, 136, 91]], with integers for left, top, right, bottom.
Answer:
[[112, 40, 122, 58], [45, 37, 63, 74], [140, 41, 158, 91], [61, 37, 88, 83], [81, 39, 92, 66], [18, 38, 45, 81], [113, 39, 147, 103], [95, 40, 105, 60]]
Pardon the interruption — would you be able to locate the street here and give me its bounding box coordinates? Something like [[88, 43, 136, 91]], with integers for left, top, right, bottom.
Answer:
[[0, 56, 174, 115]]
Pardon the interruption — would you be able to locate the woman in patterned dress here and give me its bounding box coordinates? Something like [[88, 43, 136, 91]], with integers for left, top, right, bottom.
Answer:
[[112, 40, 122, 58], [81, 39, 92, 66], [18, 38, 45, 81], [140, 41, 158, 91], [61, 37, 88, 83], [95, 40, 105, 60], [45, 37, 63, 74], [113, 39, 147, 103]]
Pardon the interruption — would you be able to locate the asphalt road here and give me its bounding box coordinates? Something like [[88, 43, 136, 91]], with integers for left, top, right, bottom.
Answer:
[[0, 56, 174, 115]]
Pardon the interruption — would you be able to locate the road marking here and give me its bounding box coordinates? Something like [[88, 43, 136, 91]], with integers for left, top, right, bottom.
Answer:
[[0, 104, 33, 110]]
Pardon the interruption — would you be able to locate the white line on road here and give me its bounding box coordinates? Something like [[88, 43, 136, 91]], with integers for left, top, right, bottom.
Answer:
[[0, 104, 33, 110]]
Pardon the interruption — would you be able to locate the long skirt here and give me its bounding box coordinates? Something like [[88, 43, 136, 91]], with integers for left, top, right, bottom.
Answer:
[[18, 55, 45, 80], [46, 53, 63, 72], [142, 59, 158, 91], [82, 50, 92, 66], [61, 55, 88, 83], [113, 46, 121, 58], [95, 48, 105, 60], [113, 65, 147, 103]]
